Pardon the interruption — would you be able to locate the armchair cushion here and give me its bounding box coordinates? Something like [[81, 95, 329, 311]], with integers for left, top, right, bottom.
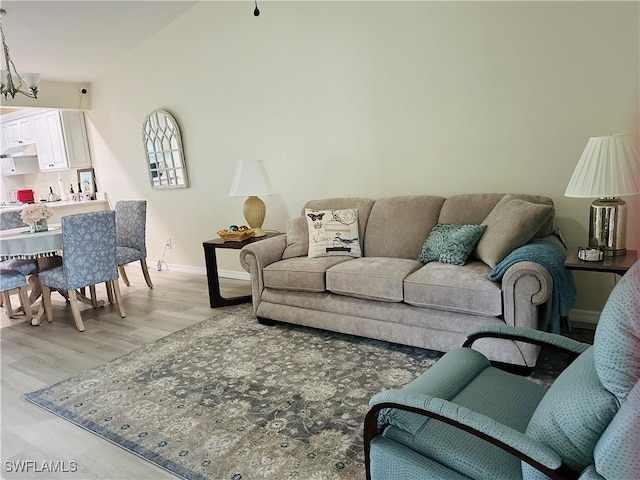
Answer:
[[523, 348, 618, 477], [593, 259, 640, 402]]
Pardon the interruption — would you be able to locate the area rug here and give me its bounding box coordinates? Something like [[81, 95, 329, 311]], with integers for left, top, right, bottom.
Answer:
[[25, 305, 445, 479]]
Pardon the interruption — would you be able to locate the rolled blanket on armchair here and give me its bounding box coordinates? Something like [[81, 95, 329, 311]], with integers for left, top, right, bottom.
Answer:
[[488, 239, 575, 333]]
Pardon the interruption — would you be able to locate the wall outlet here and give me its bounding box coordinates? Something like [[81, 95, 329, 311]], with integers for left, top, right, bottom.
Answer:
[[165, 237, 172, 249]]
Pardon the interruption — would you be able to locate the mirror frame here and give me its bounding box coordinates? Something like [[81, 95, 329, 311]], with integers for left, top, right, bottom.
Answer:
[[142, 109, 189, 190]]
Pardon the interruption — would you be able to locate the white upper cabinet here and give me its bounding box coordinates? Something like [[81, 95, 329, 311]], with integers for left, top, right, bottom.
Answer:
[[31, 110, 69, 171], [0, 108, 92, 175], [61, 111, 91, 169], [6, 117, 36, 146]]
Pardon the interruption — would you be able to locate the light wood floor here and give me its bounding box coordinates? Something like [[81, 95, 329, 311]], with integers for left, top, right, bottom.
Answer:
[[1, 266, 251, 479]]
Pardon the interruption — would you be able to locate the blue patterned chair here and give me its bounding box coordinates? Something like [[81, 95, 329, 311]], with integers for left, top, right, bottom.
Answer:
[[38, 210, 126, 332], [115, 200, 153, 289], [365, 260, 640, 480], [0, 268, 33, 322], [1, 209, 38, 317]]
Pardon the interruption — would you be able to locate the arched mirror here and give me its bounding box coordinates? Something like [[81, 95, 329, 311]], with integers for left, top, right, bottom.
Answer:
[[143, 109, 188, 189]]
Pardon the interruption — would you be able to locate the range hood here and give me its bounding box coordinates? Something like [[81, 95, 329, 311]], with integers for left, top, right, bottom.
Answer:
[[1, 143, 38, 158]]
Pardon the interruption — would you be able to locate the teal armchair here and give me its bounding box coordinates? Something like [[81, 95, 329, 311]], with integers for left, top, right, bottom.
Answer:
[[364, 260, 639, 480]]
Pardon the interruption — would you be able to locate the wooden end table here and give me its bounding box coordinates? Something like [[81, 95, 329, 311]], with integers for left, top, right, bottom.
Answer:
[[202, 232, 281, 308], [564, 247, 637, 276]]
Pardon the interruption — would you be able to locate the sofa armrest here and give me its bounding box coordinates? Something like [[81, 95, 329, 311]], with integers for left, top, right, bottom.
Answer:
[[365, 390, 570, 479], [501, 260, 553, 328], [239, 235, 287, 312], [463, 325, 590, 358]]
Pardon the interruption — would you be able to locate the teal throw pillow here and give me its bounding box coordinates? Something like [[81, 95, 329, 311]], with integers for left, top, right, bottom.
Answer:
[[418, 224, 487, 265]]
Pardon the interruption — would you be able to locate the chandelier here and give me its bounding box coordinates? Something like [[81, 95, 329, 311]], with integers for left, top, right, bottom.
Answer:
[[0, 8, 40, 100]]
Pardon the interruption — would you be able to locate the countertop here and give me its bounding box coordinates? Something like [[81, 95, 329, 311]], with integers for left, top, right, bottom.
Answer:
[[0, 199, 109, 210]]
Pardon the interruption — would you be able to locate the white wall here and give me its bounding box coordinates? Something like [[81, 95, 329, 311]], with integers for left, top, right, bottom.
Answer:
[[85, 1, 639, 314]]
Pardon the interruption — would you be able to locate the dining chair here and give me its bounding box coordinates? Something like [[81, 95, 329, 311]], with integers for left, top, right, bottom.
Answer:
[[115, 200, 153, 289], [0, 268, 33, 323], [0, 209, 38, 317], [38, 210, 126, 332]]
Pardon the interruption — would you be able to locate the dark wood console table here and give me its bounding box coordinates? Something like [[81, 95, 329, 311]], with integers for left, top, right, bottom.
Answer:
[[202, 232, 281, 308]]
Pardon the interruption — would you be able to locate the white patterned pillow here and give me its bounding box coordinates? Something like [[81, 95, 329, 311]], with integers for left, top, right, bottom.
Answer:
[[305, 209, 361, 258]]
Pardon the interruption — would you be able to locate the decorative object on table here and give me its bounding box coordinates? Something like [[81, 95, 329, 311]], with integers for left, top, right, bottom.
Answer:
[[115, 200, 153, 289], [577, 245, 604, 262], [46, 186, 60, 202], [77, 168, 97, 200], [0, 8, 40, 100], [228, 160, 274, 237], [143, 110, 188, 190], [20, 203, 53, 233], [217, 225, 254, 242], [564, 134, 640, 256]]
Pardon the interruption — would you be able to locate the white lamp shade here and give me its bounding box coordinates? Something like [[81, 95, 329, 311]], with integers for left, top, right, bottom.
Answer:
[[228, 160, 274, 197], [564, 134, 640, 198]]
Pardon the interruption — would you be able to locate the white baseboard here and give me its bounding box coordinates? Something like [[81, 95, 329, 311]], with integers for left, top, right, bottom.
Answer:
[[150, 261, 250, 281], [568, 309, 600, 330]]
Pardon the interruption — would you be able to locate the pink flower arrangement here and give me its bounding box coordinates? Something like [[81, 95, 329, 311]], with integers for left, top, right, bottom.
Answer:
[[21, 204, 53, 224]]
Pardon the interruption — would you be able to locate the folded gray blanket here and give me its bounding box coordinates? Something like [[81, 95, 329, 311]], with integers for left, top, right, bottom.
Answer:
[[488, 239, 575, 333]]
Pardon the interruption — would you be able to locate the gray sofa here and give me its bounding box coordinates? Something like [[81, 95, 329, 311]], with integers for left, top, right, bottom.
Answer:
[[240, 193, 563, 368]]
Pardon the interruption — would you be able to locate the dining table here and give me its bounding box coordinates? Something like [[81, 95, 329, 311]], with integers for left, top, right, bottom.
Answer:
[[0, 224, 106, 325]]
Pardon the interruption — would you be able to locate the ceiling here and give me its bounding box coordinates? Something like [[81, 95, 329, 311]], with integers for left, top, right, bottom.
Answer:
[[0, 1, 198, 84]]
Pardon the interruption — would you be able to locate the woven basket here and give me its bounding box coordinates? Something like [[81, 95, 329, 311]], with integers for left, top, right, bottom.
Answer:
[[217, 228, 254, 242]]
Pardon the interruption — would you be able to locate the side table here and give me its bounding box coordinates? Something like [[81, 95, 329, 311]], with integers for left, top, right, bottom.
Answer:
[[565, 248, 637, 276], [202, 232, 282, 308]]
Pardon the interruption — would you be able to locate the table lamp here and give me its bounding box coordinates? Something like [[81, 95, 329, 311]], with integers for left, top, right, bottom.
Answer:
[[564, 134, 640, 256], [228, 160, 274, 237]]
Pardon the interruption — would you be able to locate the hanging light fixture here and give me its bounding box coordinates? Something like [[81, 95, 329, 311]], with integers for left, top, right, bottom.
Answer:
[[0, 8, 40, 100]]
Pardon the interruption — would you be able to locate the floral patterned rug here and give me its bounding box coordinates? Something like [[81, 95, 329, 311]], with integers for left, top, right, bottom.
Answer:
[[25, 305, 585, 480]]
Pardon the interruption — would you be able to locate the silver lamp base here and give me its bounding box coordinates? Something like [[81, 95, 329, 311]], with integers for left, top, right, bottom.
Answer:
[[589, 197, 627, 256]]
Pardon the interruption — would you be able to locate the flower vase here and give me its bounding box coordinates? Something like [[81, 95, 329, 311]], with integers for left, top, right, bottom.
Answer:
[[29, 219, 48, 233]]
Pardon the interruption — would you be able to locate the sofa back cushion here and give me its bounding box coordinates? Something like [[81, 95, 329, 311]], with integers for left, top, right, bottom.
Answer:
[[364, 196, 446, 259], [439, 193, 556, 241]]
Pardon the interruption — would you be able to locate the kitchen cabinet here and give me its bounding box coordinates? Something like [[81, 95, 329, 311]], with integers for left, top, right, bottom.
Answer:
[[0, 155, 40, 175], [6, 117, 35, 146], [61, 111, 92, 168], [1, 108, 92, 174], [31, 110, 69, 171]]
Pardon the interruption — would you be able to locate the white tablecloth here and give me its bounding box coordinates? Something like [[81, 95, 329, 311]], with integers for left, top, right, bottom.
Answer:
[[0, 224, 62, 260]]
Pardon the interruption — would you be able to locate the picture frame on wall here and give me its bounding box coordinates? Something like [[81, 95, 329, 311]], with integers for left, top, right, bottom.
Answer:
[[77, 168, 97, 198]]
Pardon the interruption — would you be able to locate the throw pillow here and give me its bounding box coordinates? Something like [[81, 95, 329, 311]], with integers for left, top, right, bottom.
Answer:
[[305, 208, 361, 258], [418, 224, 487, 266], [476, 195, 554, 268], [281, 216, 309, 259]]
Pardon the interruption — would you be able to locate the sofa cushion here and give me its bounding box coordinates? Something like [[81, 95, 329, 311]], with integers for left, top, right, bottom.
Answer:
[[263, 257, 352, 292], [282, 216, 309, 259], [326, 257, 422, 302], [404, 261, 501, 316], [418, 224, 486, 266], [364, 196, 446, 259], [438, 193, 556, 240], [476, 195, 554, 268], [305, 208, 362, 258]]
